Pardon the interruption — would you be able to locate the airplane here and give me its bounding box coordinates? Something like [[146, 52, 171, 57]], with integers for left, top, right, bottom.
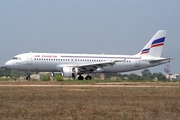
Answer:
[[5, 30, 171, 80]]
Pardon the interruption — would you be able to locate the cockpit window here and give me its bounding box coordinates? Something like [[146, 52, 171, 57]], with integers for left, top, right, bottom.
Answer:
[[12, 57, 21, 60], [12, 57, 18, 60]]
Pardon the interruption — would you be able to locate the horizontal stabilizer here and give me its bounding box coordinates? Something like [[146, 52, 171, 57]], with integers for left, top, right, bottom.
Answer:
[[149, 58, 172, 64]]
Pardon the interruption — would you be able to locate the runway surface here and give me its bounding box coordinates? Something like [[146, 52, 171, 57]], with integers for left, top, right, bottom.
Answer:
[[0, 82, 179, 88]]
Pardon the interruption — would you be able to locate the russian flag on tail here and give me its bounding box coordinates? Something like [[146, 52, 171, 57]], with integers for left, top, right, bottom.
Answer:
[[141, 48, 150, 54], [141, 37, 165, 54], [151, 37, 165, 48]]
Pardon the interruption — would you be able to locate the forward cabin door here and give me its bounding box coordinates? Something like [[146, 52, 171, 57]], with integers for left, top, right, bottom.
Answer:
[[27, 54, 33, 65]]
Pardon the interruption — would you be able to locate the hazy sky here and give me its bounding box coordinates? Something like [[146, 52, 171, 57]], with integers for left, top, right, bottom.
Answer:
[[0, 0, 180, 74]]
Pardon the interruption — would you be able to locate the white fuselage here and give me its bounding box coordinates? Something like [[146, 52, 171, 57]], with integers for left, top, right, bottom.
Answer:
[[5, 52, 169, 74], [4, 30, 170, 80]]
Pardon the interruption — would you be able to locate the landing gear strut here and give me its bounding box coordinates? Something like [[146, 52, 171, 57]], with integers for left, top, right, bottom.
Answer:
[[51, 72, 54, 77]]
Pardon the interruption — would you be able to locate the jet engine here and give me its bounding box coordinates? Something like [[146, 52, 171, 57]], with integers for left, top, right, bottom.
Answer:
[[62, 67, 79, 78]]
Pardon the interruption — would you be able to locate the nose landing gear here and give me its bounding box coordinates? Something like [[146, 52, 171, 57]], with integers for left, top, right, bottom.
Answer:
[[26, 75, 30, 80], [26, 72, 31, 80]]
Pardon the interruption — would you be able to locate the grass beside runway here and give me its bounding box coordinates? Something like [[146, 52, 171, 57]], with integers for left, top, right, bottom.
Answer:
[[0, 81, 180, 120]]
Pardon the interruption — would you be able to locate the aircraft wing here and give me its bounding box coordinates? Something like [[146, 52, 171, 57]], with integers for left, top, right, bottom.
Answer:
[[71, 60, 124, 73]]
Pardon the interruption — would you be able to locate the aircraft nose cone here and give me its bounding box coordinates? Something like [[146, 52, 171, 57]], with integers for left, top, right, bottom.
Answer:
[[5, 61, 13, 68]]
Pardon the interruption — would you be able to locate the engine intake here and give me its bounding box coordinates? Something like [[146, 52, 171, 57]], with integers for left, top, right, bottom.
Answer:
[[62, 67, 79, 78]]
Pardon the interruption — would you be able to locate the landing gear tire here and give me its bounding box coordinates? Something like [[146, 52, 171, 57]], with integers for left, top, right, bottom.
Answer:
[[78, 75, 84, 80], [26, 75, 30, 80], [85, 76, 92, 80]]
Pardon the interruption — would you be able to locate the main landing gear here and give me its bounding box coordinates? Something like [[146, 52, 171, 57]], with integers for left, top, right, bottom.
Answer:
[[77, 75, 92, 80], [85, 75, 92, 80], [78, 75, 84, 80]]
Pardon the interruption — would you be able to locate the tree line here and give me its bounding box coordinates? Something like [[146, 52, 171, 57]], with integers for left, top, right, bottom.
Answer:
[[0, 66, 168, 81], [0, 67, 27, 79], [103, 69, 167, 81]]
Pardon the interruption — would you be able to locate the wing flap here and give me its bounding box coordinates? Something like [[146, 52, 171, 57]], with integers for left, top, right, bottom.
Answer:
[[78, 61, 116, 68], [76, 60, 124, 72]]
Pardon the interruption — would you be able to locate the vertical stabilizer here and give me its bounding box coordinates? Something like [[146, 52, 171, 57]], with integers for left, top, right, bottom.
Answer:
[[138, 30, 167, 57]]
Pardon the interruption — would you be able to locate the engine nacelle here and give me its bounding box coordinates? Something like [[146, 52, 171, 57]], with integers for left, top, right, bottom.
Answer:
[[62, 67, 79, 78]]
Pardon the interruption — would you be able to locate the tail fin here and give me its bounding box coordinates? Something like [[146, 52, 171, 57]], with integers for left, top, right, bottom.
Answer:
[[137, 30, 167, 57]]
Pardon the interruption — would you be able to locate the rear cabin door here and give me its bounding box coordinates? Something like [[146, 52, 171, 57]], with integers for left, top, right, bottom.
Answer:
[[135, 60, 140, 67]]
